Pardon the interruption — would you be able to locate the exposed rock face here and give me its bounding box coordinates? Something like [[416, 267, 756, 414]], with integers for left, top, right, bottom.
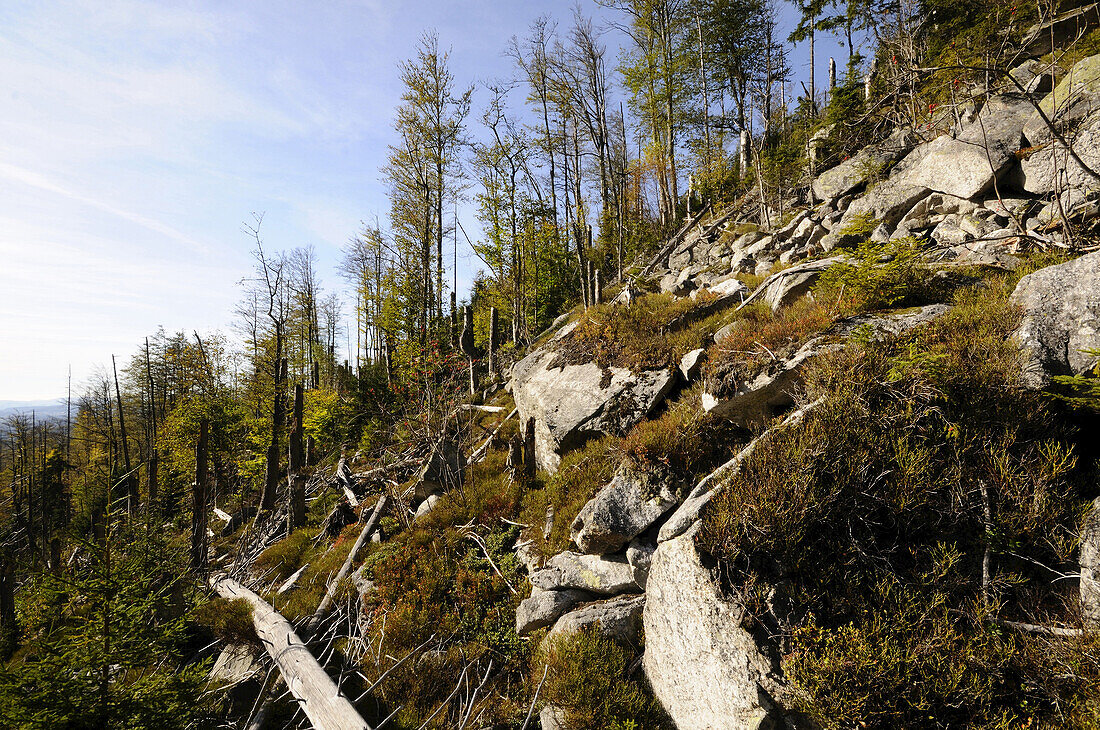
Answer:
[[902, 95, 1032, 200], [545, 594, 646, 647], [626, 537, 656, 588], [529, 551, 642, 595], [704, 306, 950, 425], [1024, 53, 1100, 146], [644, 524, 787, 730], [760, 259, 836, 311], [511, 349, 676, 473], [1010, 250, 1100, 388], [1081, 498, 1100, 626], [570, 469, 683, 555], [812, 127, 918, 201], [414, 439, 465, 500], [515, 588, 594, 636]]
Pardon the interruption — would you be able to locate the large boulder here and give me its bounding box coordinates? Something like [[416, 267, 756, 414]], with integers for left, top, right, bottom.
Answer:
[[414, 438, 465, 500], [644, 524, 789, 729], [516, 588, 594, 636], [511, 349, 676, 473], [1019, 110, 1100, 196], [812, 127, 919, 201], [1010, 250, 1100, 388], [545, 594, 646, 648], [903, 95, 1032, 201], [529, 551, 643, 595], [570, 468, 684, 554], [1024, 53, 1100, 146]]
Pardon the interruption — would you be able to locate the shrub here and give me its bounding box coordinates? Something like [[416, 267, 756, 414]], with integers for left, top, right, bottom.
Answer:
[[706, 298, 839, 399], [253, 528, 313, 583], [519, 434, 620, 556], [699, 283, 1098, 726], [191, 598, 258, 647], [539, 629, 671, 730], [815, 236, 931, 312], [619, 385, 744, 479], [554, 291, 718, 371], [787, 573, 1100, 729]]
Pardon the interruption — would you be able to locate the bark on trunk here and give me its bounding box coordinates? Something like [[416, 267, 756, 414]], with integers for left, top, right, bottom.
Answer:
[[288, 383, 306, 533]]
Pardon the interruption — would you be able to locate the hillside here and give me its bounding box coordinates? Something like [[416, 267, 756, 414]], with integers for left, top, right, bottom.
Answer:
[[6, 0, 1100, 729]]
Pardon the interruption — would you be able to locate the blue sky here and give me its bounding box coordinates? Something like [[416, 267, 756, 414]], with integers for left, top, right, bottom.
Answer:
[[0, 0, 853, 401]]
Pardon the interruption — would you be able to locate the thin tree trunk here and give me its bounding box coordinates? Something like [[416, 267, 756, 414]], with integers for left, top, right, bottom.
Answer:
[[288, 383, 306, 533], [259, 355, 286, 517], [305, 495, 388, 636], [111, 355, 137, 514], [191, 419, 208, 572]]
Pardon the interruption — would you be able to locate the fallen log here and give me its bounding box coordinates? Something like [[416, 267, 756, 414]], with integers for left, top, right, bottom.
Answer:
[[305, 495, 389, 636], [208, 575, 370, 730], [469, 408, 519, 464]]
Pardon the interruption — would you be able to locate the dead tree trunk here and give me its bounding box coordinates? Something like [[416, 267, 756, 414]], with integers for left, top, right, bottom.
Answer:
[[0, 554, 16, 659], [259, 357, 287, 517], [488, 307, 499, 379], [460, 306, 478, 396], [288, 383, 306, 533], [111, 355, 138, 513], [523, 418, 536, 480], [305, 495, 388, 636], [208, 576, 371, 730], [191, 419, 208, 572]]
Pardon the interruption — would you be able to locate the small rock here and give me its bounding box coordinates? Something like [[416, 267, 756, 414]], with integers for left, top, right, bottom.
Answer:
[[209, 645, 262, 685], [530, 551, 642, 595], [540, 705, 568, 730], [545, 594, 646, 647], [351, 564, 376, 598], [516, 588, 594, 636], [679, 348, 707, 382], [414, 439, 465, 500], [414, 493, 441, 519]]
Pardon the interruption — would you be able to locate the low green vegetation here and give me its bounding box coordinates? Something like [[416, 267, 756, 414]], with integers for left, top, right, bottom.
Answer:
[[699, 281, 1100, 728], [539, 629, 672, 730]]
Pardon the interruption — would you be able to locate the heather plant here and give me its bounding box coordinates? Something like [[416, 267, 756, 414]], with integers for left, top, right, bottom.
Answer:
[[699, 284, 1100, 727]]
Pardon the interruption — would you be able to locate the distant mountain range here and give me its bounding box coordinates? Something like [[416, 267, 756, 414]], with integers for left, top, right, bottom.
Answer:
[[0, 399, 70, 423]]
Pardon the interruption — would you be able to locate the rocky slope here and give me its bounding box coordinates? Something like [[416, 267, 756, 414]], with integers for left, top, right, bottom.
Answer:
[[504, 51, 1100, 729]]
